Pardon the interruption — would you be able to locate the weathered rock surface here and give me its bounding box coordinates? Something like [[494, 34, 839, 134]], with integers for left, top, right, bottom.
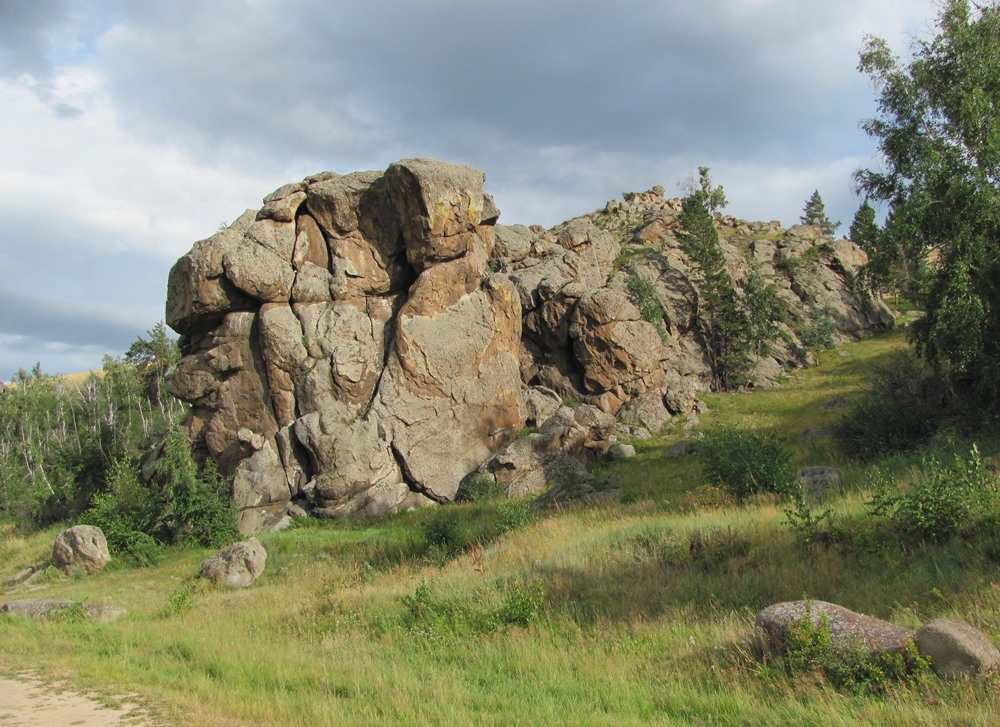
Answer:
[[915, 619, 1000, 678], [165, 159, 892, 530], [754, 600, 914, 657], [1, 599, 126, 622], [52, 525, 110, 575], [797, 466, 844, 501], [200, 537, 267, 588]]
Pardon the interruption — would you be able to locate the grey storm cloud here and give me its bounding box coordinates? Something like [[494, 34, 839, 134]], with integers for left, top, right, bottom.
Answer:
[[93, 0, 884, 169], [0, 0, 938, 377], [0, 0, 70, 78]]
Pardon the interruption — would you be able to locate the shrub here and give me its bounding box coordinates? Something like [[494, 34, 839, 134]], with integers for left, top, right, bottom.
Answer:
[[700, 427, 795, 502], [152, 429, 238, 548], [81, 457, 162, 566], [456, 474, 505, 502], [626, 269, 666, 337], [834, 352, 947, 459], [488, 580, 545, 628], [867, 444, 998, 543], [782, 488, 835, 547], [800, 306, 836, 352], [496, 500, 534, 534]]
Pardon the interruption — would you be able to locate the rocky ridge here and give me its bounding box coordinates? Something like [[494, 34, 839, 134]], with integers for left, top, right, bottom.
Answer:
[[165, 159, 892, 532]]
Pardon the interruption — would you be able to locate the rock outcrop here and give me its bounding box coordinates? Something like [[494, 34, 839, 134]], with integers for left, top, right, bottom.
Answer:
[[165, 159, 892, 531]]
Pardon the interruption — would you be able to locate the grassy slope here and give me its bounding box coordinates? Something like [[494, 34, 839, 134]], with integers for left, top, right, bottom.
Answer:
[[1, 329, 998, 726]]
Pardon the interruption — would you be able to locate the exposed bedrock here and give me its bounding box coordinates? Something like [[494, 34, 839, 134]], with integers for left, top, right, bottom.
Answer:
[[165, 159, 892, 531]]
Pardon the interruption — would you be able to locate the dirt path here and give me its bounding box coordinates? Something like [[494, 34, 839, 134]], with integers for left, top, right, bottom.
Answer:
[[0, 676, 153, 726]]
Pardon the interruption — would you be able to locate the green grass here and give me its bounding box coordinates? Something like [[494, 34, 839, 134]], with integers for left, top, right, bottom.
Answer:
[[1, 329, 998, 726]]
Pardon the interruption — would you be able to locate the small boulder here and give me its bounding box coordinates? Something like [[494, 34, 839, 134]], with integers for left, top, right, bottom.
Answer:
[[201, 538, 267, 588], [755, 600, 914, 657], [664, 440, 698, 459], [608, 444, 636, 460], [796, 466, 843, 501], [915, 619, 1000, 678], [52, 525, 110, 574]]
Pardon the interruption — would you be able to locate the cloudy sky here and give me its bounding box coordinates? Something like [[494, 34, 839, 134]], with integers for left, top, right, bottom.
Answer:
[[0, 0, 938, 378]]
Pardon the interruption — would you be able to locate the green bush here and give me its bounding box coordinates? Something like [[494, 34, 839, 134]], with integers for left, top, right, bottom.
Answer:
[[152, 429, 238, 548], [82, 428, 237, 558], [834, 352, 947, 459], [700, 427, 795, 502], [626, 269, 666, 337], [456, 474, 506, 502], [496, 500, 534, 534], [800, 306, 836, 352], [867, 444, 998, 543], [81, 457, 162, 566]]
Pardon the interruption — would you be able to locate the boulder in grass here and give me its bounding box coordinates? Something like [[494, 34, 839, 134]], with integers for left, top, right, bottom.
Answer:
[[915, 619, 1000, 678], [1, 599, 126, 622], [52, 525, 110, 574], [201, 538, 267, 588], [754, 600, 914, 657]]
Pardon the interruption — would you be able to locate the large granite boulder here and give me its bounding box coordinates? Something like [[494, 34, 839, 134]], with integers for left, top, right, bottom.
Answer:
[[52, 525, 110, 575], [167, 160, 524, 531], [754, 600, 914, 657]]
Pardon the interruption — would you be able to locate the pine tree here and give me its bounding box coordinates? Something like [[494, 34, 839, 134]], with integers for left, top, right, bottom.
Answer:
[[850, 200, 887, 296], [677, 190, 751, 390], [800, 190, 840, 235]]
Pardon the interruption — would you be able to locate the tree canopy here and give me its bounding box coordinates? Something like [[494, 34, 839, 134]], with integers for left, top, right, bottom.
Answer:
[[855, 0, 1000, 394]]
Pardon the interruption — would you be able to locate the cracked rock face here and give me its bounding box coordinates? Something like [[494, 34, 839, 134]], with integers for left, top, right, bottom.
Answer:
[[167, 159, 522, 532], [166, 158, 892, 532]]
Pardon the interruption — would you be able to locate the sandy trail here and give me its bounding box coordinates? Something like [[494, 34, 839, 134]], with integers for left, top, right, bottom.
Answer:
[[0, 676, 153, 726]]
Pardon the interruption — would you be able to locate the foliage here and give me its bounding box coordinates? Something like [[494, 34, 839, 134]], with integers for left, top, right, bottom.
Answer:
[[696, 165, 728, 214], [677, 190, 752, 390], [456, 474, 506, 502], [80, 457, 162, 565], [867, 444, 998, 543], [151, 429, 238, 548], [626, 268, 666, 337], [834, 352, 947, 459], [741, 265, 785, 382], [782, 489, 834, 547], [855, 0, 1000, 399], [850, 200, 889, 297], [82, 429, 237, 557], [800, 190, 841, 235], [781, 608, 930, 694], [0, 333, 183, 528], [126, 322, 182, 415], [700, 426, 795, 502], [800, 306, 837, 352], [495, 500, 534, 534]]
